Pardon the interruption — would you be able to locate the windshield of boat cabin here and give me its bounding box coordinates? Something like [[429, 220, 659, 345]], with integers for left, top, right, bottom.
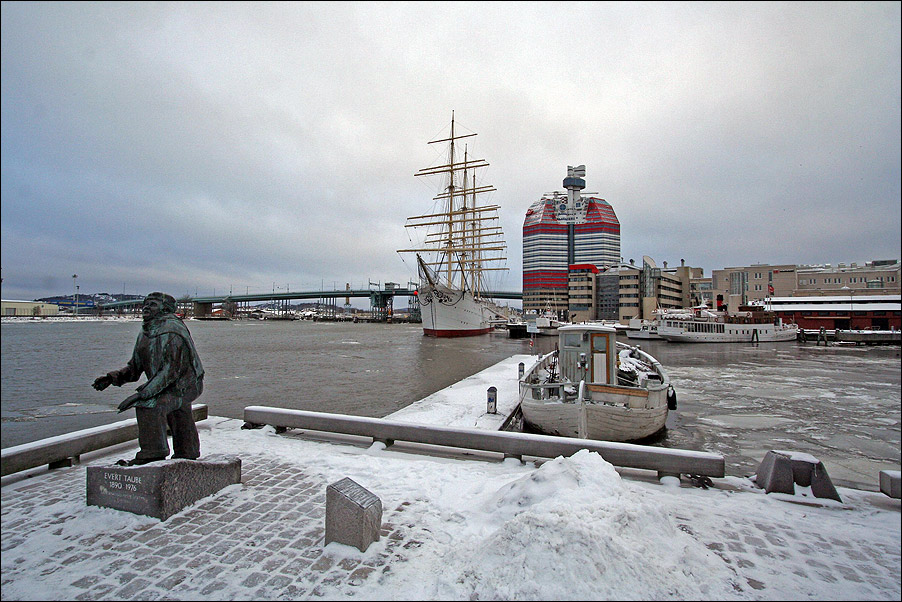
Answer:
[[562, 333, 582, 347]]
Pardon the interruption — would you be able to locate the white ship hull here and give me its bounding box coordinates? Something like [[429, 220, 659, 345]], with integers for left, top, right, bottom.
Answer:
[[658, 322, 799, 343], [418, 280, 494, 337], [521, 384, 670, 442], [625, 324, 663, 340]]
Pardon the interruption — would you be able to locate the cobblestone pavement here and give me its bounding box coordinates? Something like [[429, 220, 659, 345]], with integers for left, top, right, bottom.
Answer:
[[2, 429, 899, 601], [1, 453, 415, 600], [666, 491, 901, 599]]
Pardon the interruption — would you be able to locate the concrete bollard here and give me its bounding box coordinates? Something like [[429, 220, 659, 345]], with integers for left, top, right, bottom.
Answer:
[[325, 477, 382, 552], [487, 386, 497, 414], [754, 450, 842, 502], [518, 362, 525, 379], [879, 470, 901, 499]]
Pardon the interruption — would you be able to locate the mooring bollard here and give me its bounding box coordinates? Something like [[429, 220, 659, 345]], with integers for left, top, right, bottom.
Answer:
[[487, 386, 497, 414]]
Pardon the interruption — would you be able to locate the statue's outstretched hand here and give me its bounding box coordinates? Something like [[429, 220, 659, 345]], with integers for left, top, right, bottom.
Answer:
[[93, 375, 112, 391]]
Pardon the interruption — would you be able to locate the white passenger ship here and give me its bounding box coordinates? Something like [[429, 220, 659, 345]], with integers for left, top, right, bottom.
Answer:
[[657, 305, 799, 343]]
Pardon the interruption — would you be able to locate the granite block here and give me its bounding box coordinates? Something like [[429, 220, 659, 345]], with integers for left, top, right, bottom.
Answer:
[[755, 450, 796, 495], [325, 477, 382, 552], [879, 470, 901, 499], [86, 455, 241, 520], [755, 450, 841, 502]]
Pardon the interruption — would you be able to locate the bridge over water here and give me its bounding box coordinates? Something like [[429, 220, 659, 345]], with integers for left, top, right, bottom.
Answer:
[[97, 284, 522, 321]]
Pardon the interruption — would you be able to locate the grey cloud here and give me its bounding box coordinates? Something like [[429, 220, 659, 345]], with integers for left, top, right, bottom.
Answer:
[[2, 2, 899, 301]]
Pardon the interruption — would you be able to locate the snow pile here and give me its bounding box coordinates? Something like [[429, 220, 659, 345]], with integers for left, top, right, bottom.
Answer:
[[334, 450, 741, 600]]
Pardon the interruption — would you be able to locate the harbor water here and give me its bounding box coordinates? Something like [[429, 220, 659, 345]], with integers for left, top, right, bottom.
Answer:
[[2, 319, 899, 487]]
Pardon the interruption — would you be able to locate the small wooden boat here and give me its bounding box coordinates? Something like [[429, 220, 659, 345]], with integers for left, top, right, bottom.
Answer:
[[519, 323, 676, 442]]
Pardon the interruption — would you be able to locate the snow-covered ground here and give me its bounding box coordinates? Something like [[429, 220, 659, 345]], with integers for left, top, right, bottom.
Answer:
[[1, 355, 899, 600]]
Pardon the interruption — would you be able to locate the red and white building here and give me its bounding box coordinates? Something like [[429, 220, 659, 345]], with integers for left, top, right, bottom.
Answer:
[[522, 166, 620, 315], [765, 295, 901, 331]]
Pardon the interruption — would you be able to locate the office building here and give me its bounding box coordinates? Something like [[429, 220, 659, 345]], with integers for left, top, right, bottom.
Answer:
[[711, 260, 900, 311], [522, 166, 620, 314]]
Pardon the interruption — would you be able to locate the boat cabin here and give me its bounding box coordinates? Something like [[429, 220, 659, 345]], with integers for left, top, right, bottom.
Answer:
[[557, 324, 618, 385]]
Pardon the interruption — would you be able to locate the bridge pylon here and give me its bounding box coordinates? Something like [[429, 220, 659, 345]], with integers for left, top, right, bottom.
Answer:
[[369, 281, 397, 322]]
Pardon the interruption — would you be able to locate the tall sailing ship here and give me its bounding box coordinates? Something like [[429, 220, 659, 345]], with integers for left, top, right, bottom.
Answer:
[[398, 113, 508, 337]]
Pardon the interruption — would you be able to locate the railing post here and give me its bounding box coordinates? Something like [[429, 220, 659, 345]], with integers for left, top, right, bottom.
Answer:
[[577, 380, 588, 439]]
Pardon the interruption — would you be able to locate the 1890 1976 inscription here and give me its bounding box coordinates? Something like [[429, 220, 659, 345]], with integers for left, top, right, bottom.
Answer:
[[87, 457, 241, 521]]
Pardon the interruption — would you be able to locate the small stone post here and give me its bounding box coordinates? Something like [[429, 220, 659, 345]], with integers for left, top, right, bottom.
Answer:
[[325, 477, 382, 552]]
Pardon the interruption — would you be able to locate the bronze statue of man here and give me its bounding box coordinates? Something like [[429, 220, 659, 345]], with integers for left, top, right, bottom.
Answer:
[[93, 292, 204, 466]]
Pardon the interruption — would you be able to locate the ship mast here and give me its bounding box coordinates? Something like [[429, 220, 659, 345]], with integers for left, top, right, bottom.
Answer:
[[449, 117, 462, 288], [398, 112, 507, 296]]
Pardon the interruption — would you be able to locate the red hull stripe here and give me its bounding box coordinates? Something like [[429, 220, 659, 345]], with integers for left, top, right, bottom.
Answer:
[[423, 327, 492, 338]]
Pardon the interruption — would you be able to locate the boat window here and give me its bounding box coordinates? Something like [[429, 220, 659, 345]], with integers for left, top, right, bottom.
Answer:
[[562, 333, 582, 347], [592, 334, 609, 354]]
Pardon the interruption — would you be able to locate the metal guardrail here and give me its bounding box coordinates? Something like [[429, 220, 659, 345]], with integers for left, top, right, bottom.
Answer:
[[835, 330, 901, 345], [243, 406, 725, 478], [1, 404, 209, 477]]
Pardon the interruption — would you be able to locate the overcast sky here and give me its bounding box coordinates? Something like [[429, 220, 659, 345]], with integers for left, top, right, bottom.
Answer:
[[2, 2, 900, 303]]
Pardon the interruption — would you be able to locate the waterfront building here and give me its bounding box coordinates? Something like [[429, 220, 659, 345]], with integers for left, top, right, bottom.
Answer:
[[766, 294, 901, 331], [795, 260, 900, 295], [616, 257, 701, 323], [711, 260, 900, 312], [1, 299, 61, 317], [565, 257, 703, 324], [522, 166, 620, 315], [689, 275, 715, 308], [567, 264, 599, 322]]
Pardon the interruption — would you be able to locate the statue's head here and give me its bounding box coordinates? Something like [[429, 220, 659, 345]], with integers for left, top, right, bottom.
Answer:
[[143, 292, 177, 321]]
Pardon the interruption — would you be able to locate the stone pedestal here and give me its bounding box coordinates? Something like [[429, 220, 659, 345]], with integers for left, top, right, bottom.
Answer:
[[755, 450, 841, 502], [86, 455, 241, 520], [325, 477, 382, 552]]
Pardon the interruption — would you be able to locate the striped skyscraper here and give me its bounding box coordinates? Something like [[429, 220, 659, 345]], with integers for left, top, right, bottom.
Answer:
[[522, 166, 620, 314]]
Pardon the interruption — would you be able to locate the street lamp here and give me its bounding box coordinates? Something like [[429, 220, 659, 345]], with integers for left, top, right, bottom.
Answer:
[[841, 286, 852, 305]]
